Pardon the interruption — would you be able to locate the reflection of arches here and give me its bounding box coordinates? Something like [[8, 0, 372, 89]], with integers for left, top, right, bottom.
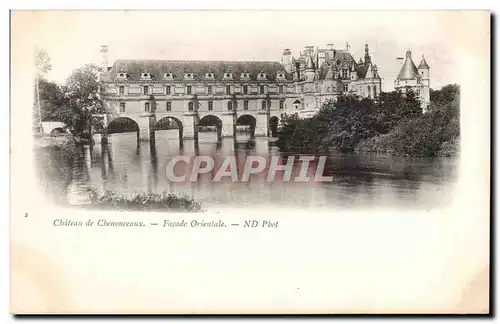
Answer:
[[198, 115, 222, 141], [236, 114, 256, 137], [269, 116, 279, 137], [49, 127, 66, 137], [155, 116, 183, 140]]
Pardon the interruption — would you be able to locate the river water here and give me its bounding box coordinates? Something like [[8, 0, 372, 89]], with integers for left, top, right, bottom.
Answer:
[[35, 130, 459, 210]]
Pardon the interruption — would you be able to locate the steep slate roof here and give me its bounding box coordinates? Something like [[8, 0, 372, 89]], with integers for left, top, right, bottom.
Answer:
[[397, 50, 420, 80], [102, 59, 292, 82], [418, 55, 430, 69]]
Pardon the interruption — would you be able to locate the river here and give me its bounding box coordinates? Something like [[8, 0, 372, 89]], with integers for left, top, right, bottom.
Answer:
[[35, 130, 459, 210]]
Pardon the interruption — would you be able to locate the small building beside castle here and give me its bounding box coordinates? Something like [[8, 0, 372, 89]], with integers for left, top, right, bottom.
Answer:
[[393, 50, 431, 113]]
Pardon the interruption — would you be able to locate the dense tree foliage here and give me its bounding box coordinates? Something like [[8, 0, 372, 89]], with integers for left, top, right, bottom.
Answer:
[[35, 61, 104, 138], [277, 85, 460, 157]]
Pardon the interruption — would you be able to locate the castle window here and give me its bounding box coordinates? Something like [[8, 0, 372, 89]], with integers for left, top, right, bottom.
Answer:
[[143, 86, 149, 95], [208, 101, 213, 111], [227, 101, 232, 111], [417, 89, 421, 97], [226, 85, 231, 94], [260, 85, 265, 94], [119, 86, 124, 95], [119, 73, 125, 78], [187, 86, 192, 95], [342, 70, 348, 79], [226, 73, 230, 78], [188, 102, 194, 111], [244, 100, 249, 110], [119, 102, 125, 112], [145, 102, 150, 112], [343, 84, 348, 92], [166, 102, 172, 111], [368, 85, 371, 97], [279, 100, 284, 110], [243, 85, 248, 94], [166, 86, 171, 95], [279, 85, 284, 94], [208, 85, 213, 94], [373, 85, 377, 97], [261, 100, 267, 110]]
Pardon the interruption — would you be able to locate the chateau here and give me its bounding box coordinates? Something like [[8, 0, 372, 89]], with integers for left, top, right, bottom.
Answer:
[[99, 43, 384, 141], [394, 50, 431, 112]]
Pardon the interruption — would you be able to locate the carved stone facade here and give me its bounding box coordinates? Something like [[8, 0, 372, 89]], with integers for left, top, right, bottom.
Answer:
[[99, 43, 383, 140]]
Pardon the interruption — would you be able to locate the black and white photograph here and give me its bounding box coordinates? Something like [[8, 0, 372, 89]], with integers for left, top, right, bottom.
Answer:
[[9, 10, 490, 315]]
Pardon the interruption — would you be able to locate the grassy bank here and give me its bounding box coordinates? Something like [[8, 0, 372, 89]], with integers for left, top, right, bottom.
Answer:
[[86, 188, 204, 212]]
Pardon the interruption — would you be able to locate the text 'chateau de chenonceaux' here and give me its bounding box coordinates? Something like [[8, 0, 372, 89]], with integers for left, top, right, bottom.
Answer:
[[96, 43, 431, 142]]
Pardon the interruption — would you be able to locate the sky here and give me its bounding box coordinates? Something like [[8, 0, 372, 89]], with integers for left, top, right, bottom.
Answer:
[[16, 10, 462, 92]]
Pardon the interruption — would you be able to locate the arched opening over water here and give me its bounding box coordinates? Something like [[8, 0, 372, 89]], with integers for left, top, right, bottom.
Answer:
[[107, 117, 140, 143], [198, 115, 222, 142], [236, 114, 256, 138], [49, 127, 67, 137], [269, 116, 279, 137], [155, 116, 183, 145]]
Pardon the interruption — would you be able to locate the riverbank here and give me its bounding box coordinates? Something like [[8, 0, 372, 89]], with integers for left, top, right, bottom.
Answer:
[[86, 188, 203, 212], [277, 84, 460, 158], [34, 133, 91, 149]]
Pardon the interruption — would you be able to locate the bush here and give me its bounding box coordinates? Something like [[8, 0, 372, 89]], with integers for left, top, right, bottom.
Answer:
[[277, 85, 460, 157], [86, 188, 204, 212]]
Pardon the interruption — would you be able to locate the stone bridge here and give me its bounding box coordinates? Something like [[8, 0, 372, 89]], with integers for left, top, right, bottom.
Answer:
[[100, 107, 282, 143]]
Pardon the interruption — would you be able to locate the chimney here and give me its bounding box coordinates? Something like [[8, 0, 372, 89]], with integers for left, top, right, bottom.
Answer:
[[100, 45, 109, 71], [397, 57, 404, 74]]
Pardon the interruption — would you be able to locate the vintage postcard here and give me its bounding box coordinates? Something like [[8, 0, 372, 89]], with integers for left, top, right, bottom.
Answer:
[[10, 10, 490, 314]]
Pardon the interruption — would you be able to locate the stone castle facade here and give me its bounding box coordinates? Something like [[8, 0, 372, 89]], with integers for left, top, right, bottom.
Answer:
[[99, 43, 383, 139], [98, 44, 431, 141]]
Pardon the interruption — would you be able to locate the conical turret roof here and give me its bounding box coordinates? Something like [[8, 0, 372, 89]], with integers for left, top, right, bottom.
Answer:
[[305, 55, 314, 70], [418, 54, 430, 69], [397, 50, 420, 80]]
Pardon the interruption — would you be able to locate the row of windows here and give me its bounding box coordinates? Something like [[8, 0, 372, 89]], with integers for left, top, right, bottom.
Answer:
[[118, 100, 286, 113], [118, 85, 286, 96]]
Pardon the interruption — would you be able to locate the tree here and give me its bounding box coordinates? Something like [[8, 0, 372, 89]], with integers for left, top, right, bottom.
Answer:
[[63, 64, 104, 137], [34, 48, 53, 130]]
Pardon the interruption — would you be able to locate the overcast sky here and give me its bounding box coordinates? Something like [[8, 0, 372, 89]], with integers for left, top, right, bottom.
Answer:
[[19, 11, 461, 92]]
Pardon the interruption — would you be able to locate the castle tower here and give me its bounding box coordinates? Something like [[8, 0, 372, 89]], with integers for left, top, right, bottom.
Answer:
[[282, 48, 292, 73], [418, 54, 431, 112], [364, 43, 371, 65], [100, 45, 109, 72], [304, 55, 315, 82]]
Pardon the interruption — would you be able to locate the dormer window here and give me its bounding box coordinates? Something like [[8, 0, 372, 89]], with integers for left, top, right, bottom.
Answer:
[[240, 73, 249, 80], [223, 73, 233, 80], [184, 73, 194, 80], [205, 73, 215, 80], [257, 73, 267, 81], [141, 72, 152, 80], [163, 73, 174, 80], [117, 72, 127, 80], [276, 72, 285, 81]]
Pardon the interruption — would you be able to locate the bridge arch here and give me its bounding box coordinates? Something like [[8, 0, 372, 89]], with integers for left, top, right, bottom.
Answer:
[[107, 117, 140, 142], [269, 116, 279, 137], [198, 115, 222, 142], [49, 127, 67, 137], [155, 116, 183, 141], [236, 114, 256, 138]]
